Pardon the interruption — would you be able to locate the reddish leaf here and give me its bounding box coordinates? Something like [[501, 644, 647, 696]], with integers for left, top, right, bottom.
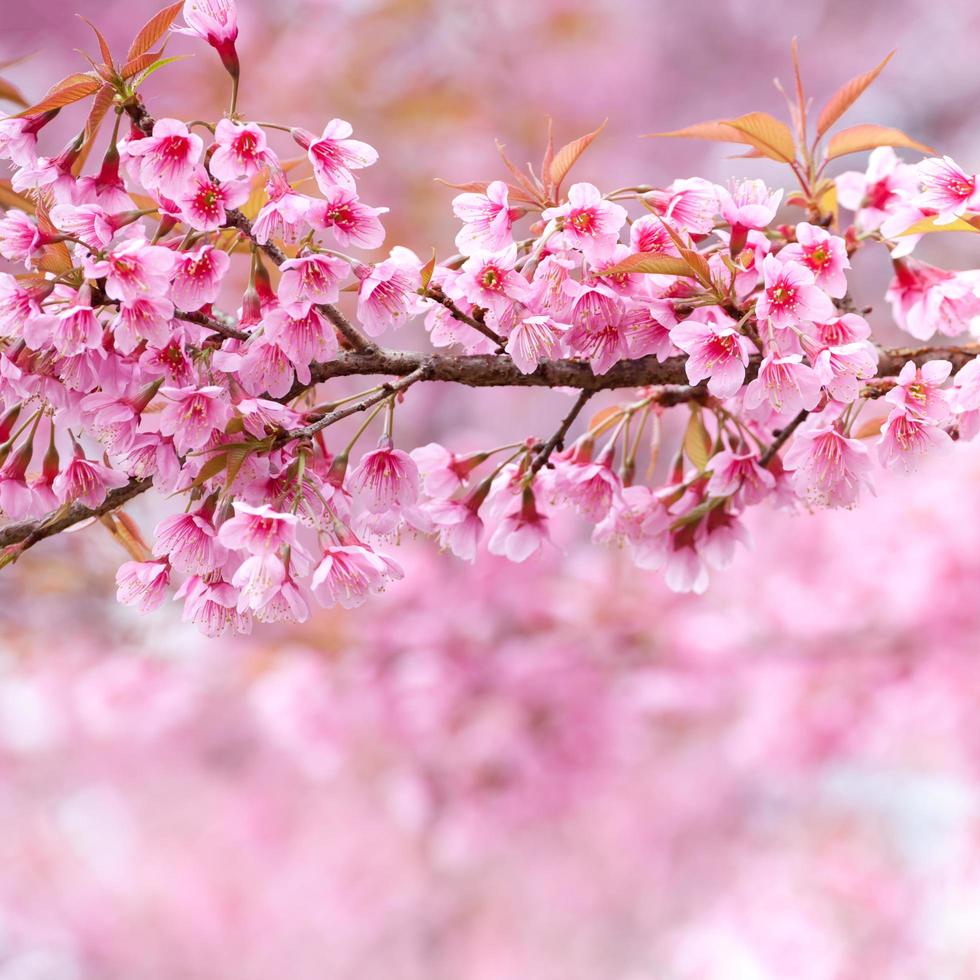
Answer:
[[825, 123, 935, 161], [0, 75, 28, 108], [120, 47, 166, 80], [77, 14, 114, 72], [724, 112, 797, 163], [816, 51, 895, 139], [548, 119, 607, 194], [16, 73, 101, 116], [599, 253, 695, 277], [126, 1, 183, 63], [72, 84, 115, 175]]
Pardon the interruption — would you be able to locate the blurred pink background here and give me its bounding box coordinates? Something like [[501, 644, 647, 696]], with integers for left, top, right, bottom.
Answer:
[[2, 2, 980, 977]]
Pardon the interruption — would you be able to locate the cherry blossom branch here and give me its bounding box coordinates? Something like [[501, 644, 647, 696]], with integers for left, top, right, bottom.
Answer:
[[122, 95, 377, 355], [0, 477, 153, 556], [175, 309, 249, 341], [423, 284, 506, 350], [530, 389, 595, 473], [759, 409, 809, 467]]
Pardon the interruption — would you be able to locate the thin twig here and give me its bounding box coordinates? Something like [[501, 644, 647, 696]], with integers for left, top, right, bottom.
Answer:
[[175, 309, 249, 341], [424, 285, 506, 350], [759, 409, 809, 467], [530, 389, 594, 474]]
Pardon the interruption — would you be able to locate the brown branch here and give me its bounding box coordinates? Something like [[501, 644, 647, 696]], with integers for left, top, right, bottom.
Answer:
[[122, 96, 376, 355], [760, 409, 808, 467], [530, 389, 594, 474], [175, 309, 249, 341], [0, 477, 153, 555], [423, 285, 506, 350]]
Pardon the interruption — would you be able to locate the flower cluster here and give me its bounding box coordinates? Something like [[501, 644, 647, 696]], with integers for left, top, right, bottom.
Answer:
[[2, 5, 980, 630]]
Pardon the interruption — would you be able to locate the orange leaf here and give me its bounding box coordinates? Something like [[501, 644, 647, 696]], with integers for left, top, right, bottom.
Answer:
[[77, 14, 114, 72], [120, 48, 165, 79], [126, 1, 183, 63], [679, 246, 712, 287], [72, 84, 115, 175], [16, 73, 101, 116], [0, 179, 34, 212], [420, 248, 437, 290], [548, 119, 607, 194], [815, 51, 895, 139], [599, 253, 695, 277], [587, 406, 624, 437], [723, 112, 797, 163], [825, 123, 935, 161], [644, 119, 749, 143]]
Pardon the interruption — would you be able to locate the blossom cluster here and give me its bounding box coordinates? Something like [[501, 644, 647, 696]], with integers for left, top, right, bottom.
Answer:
[[1, 2, 980, 631]]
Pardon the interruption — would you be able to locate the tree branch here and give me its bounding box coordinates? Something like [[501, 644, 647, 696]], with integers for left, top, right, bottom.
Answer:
[[531, 389, 594, 474], [423, 285, 506, 350]]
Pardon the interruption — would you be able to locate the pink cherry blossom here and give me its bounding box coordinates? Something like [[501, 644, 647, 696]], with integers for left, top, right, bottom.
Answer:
[[453, 180, 520, 255], [307, 186, 388, 250], [354, 247, 422, 336], [293, 120, 379, 194], [115, 560, 170, 613], [877, 406, 954, 471], [51, 449, 129, 508], [175, 168, 249, 231], [457, 244, 529, 315], [84, 240, 175, 304], [915, 156, 980, 224], [780, 223, 850, 298], [124, 119, 203, 197], [542, 182, 627, 263], [152, 509, 225, 575], [706, 448, 775, 505], [487, 487, 550, 562], [310, 543, 403, 609], [157, 385, 230, 454], [209, 119, 273, 182], [836, 146, 921, 231], [756, 256, 835, 329], [783, 421, 873, 508], [217, 501, 298, 554], [670, 310, 756, 398], [744, 352, 823, 416], [885, 359, 953, 422], [277, 254, 349, 316], [506, 315, 567, 374], [347, 437, 421, 512], [169, 245, 231, 312]]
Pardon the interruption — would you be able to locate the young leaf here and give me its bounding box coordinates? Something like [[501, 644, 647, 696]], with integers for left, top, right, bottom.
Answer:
[[724, 112, 797, 163], [126, 1, 183, 63], [72, 84, 115, 175], [587, 406, 624, 437], [0, 180, 34, 212], [132, 54, 190, 87], [683, 407, 712, 471], [0, 75, 28, 108], [77, 15, 115, 72], [897, 214, 980, 236], [599, 253, 695, 277], [419, 248, 437, 290], [16, 72, 101, 116], [548, 119, 607, 194], [679, 246, 712, 287], [815, 51, 895, 139], [644, 119, 749, 144], [825, 123, 935, 161]]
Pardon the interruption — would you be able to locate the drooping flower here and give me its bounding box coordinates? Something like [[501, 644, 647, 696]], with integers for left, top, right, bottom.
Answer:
[[252, 170, 312, 245], [310, 542, 403, 608], [277, 253, 349, 316], [52, 448, 129, 508], [354, 247, 422, 337], [705, 448, 775, 506], [115, 560, 170, 613], [179, 0, 239, 77], [886, 260, 980, 340], [506, 315, 567, 374], [486, 487, 550, 562], [877, 406, 954, 471], [152, 508, 225, 575], [782, 421, 873, 508], [743, 352, 823, 416], [347, 437, 421, 513]]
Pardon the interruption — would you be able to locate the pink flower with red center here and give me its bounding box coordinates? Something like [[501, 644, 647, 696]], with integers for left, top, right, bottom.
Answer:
[[218, 501, 298, 554], [124, 118, 203, 197], [170, 245, 230, 312], [0, 209, 45, 265], [623, 302, 677, 361], [780, 223, 850, 298], [209, 119, 273, 182], [252, 170, 312, 245], [877, 406, 954, 471], [262, 306, 338, 367], [175, 168, 248, 231], [543, 182, 627, 263], [49, 203, 118, 250], [153, 508, 226, 575], [744, 352, 823, 416], [506, 315, 567, 374], [886, 260, 980, 340], [756, 256, 835, 329], [915, 156, 980, 224], [115, 560, 170, 613], [292, 120, 379, 194], [112, 294, 172, 351], [277, 253, 349, 316], [716, 178, 782, 252], [233, 337, 300, 398], [84, 239, 175, 304], [457, 244, 529, 315], [310, 542, 403, 609], [670, 309, 756, 398], [354, 247, 422, 337], [0, 117, 39, 168], [564, 283, 630, 376], [51, 447, 129, 508], [705, 448, 775, 506], [782, 421, 873, 508], [179, 0, 239, 77], [347, 437, 421, 513], [157, 385, 230, 453], [487, 487, 550, 563], [644, 178, 718, 235], [176, 576, 252, 638], [807, 340, 879, 403], [885, 359, 953, 422], [452, 180, 520, 255], [836, 147, 921, 232], [307, 187, 388, 250], [629, 214, 680, 255]]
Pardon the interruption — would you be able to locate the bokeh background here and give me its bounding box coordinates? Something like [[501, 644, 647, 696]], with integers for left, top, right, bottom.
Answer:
[[2, 2, 980, 977]]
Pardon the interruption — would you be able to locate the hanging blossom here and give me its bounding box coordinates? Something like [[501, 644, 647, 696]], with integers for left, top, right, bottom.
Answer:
[[1, 14, 980, 624]]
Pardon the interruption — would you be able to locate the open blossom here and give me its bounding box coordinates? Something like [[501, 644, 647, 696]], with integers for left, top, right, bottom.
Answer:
[[310, 543, 403, 609], [153, 509, 225, 575], [453, 180, 520, 255], [780, 223, 850, 298], [425, 496, 485, 561], [0, 209, 45, 264], [553, 453, 623, 522], [252, 169, 311, 245], [717, 179, 782, 252], [543, 182, 627, 263], [743, 352, 823, 416], [232, 553, 287, 612], [124, 119, 203, 196], [877, 406, 954, 471], [506, 315, 567, 374], [84, 240, 175, 304], [783, 421, 873, 508], [277, 254, 349, 315], [307, 187, 387, 251], [705, 449, 775, 506], [209, 119, 273, 182], [170, 244, 230, 312], [671, 310, 755, 398], [49, 203, 119, 250], [952, 357, 980, 439], [115, 560, 170, 613], [347, 437, 420, 512], [836, 146, 920, 231], [915, 156, 980, 224], [486, 486, 550, 563], [354, 247, 421, 336], [218, 502, 298, 554], [292, 120, 378, 194], [457, 244, 529, 315], [593, 485, 669, 569], [644, 177, 718, 235], [756, 256, 835, 329], [31, 301, 102, 357], [176, 576, 251, 638], [263, 307, 337, 366], [176, 168, 249, 231], [809, 340, 879, 403], [157, 385, 230, 453], [887, 260, 980, 340], [52, 450, 129, 508], [885, 359, 952, 422]]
